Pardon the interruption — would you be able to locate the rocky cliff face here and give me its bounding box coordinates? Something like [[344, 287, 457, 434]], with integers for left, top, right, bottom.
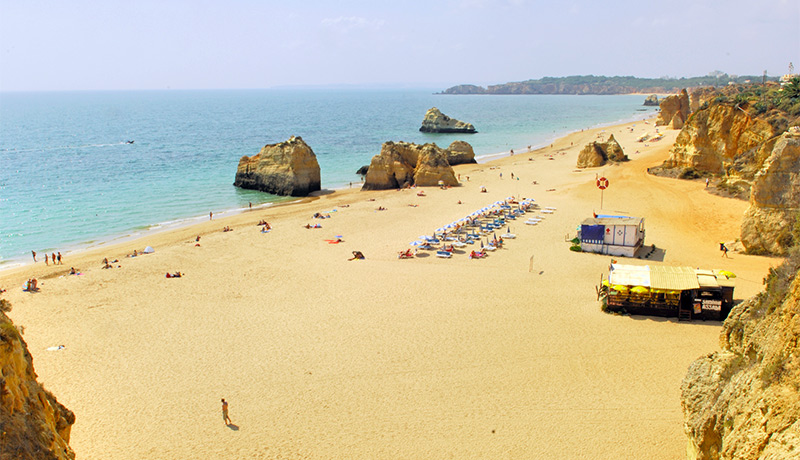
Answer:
[[233, 136, 321, 197], [0, 306, 75, 460], [576, 134, 627, 168], [362, 142, 458, 190], [444, 140, 477, 165], [662, 104, 778, 174], [656, 89, 691, 128], [681, 252, 800, 460], [419, 108, 476, 133], [740, 128, 800, 255]]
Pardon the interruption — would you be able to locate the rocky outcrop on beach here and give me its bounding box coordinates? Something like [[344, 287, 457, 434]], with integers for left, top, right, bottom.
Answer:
[[419, 108, 476, 134], [681, 252, 800, 460], [656, 89, 691, 128], [643, 94, 659, 106], [576, 134, 627, 168], [0, 305, 76, 460], [444, 140, 477, 165], [740, 128, 800, 255], [362, 141, 458, 190], [234, 136, 321, 197]]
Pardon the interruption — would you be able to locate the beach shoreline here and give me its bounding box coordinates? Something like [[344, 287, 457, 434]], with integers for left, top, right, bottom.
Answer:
[[0, 115, 779, 459], [0, 108, 659, 272]]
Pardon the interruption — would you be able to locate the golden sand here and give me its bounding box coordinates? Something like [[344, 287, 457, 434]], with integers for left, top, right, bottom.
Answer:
[[0, 119, 776, 459]]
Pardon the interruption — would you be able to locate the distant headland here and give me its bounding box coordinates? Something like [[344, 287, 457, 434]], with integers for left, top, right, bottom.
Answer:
[[440, 74, 778, 95]]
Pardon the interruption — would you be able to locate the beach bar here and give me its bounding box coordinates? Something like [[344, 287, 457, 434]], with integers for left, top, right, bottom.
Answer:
[[601, 264, 735, 321], [580, 216, 645, 257]]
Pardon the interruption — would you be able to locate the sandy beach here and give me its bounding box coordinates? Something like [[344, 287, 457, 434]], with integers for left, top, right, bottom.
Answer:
[[0, 119, 778, 459]]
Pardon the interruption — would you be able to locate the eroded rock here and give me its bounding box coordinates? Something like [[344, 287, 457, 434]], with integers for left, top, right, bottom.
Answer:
[[419, 108, 476, 133], [656, 89, 690, 127], [362, 141, 458, 190], [234, 136, 321, 197], [576, 134, 627, 168]]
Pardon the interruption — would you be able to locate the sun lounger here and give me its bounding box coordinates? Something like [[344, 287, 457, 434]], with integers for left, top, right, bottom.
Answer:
[[436, 250, 452, 258]]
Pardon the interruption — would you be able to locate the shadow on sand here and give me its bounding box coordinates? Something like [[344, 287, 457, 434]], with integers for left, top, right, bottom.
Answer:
[[226, 423, 239, 431]]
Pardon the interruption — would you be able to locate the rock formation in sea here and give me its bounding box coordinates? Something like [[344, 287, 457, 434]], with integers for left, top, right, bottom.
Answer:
[[233, 136, 321, 197], [419, 108, 476, 134], [444, 140, 477, 165], [643, 94, 659, 106], [361, 141, 458, 190], [740, 128, 800, 255], [576, 134, 628, 168], [0, 304, 76, 459], [656, 89, 691, 128], [681, 251, 800, 460]]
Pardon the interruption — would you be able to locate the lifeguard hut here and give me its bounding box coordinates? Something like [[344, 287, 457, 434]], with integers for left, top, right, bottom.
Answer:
[[579, 215, 645, 257]]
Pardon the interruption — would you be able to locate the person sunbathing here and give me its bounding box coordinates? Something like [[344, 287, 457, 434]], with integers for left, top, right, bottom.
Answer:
[[348, 251, 365, 261], [166, 271, 182, 278]]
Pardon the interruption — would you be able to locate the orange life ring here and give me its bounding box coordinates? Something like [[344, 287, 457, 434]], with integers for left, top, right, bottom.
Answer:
[[596, 177, 609, 190]]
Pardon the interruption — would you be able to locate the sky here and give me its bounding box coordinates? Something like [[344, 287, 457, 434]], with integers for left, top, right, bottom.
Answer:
[[1, 0, 798, 92]]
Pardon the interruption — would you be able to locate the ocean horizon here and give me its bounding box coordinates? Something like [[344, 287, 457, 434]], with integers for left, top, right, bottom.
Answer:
[[0, 89, 658, 267]]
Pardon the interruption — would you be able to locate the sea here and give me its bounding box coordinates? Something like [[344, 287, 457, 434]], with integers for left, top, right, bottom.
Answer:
[[0, 89, 658, 267]]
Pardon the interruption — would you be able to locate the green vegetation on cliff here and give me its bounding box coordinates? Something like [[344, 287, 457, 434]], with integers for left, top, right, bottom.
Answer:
[[441, 74, 776, 95]]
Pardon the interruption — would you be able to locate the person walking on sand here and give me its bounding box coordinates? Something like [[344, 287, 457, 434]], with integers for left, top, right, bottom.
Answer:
[[45, 253, 49, 265], [57, 252, 63, 264], [720, 242, 729, 258], [221, 398, 232, 425], [52, 253, 56, 265]]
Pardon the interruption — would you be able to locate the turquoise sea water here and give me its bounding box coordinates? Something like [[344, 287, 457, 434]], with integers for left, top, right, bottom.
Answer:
[[0, 89, 658, 266]]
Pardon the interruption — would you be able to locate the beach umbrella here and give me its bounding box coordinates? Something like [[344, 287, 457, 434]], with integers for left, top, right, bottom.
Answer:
[[143, 246, 155, 254]]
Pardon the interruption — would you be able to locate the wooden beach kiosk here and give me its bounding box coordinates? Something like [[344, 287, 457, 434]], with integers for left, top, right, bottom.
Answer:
[[601, 264, 736, 321], [580, 216, 645, 257]]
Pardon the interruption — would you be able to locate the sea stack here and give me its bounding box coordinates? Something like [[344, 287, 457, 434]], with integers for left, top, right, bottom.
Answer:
[[643, 94, 659, 106], [234, 136, 321, 197], [419, 107, 476, 133], [362, 141, 458, 190]]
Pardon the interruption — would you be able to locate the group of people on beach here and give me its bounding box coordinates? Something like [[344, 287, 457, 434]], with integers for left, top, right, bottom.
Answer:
[[32, 250, 62, 265]]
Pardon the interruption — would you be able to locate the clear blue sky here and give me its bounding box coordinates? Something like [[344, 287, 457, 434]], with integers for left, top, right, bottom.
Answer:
[[1, 0, 798, 91]]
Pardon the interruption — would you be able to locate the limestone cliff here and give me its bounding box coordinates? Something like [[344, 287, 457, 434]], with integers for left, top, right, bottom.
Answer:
[[740, 128, 800, 255], [656, 89, 690, 128], [0, 304, 75, 460], [362, 142, 458, 190], [576, 134, 627, 168], [444, 140, 477, 165], [419, 108, 476, 134], [662, 104, 778, 174], [233, 136, 321, 197], [681, 252, 800, 460]]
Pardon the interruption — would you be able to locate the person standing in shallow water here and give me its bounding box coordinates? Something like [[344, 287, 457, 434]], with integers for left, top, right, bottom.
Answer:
[[222, 398, 231, 425], [31, 250, 37, 262]]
